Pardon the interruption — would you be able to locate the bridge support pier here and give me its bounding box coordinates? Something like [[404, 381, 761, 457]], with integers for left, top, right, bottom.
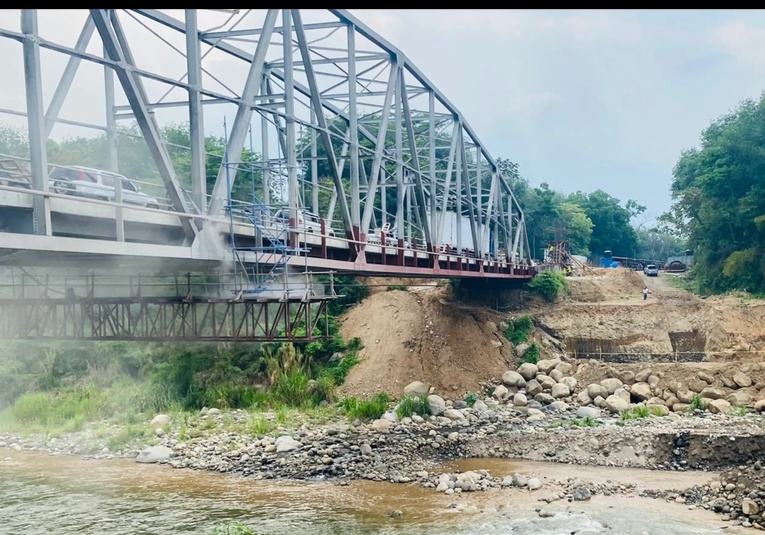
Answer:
[[453, 277, 528, 310]]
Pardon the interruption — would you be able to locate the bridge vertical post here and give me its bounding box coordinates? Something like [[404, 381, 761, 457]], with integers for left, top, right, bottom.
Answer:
[[114, 174, 124, 242], [21, 9, 51, 237], [429, 91, 437, 251], [261, 77, 271, 206], [347, 24, 361, 248], [185, 10, 207, 213], [283, 10, 299, 252]]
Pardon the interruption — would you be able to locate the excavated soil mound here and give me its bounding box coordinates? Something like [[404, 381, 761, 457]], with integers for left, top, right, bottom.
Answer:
[[566, 268, 646, 302], [338, 285, 514, 399]]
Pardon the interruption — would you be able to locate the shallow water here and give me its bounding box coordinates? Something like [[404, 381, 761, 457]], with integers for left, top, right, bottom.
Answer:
[[0, 450, 747, 535]]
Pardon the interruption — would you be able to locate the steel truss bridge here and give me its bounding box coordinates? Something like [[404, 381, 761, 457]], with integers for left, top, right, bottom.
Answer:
[[0, 9, 535, 341]]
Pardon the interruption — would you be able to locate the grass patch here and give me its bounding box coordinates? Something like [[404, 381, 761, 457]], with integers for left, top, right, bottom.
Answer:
[[689, 393, 705, 412], [464, 392, 479, 407], [620, 405, 655, 422], [105, 423, 152, 451], [339, 393, 390, 421], [504, 314, 534, 345], [729, 406, 750, 416], [386, 285, 408, 292], [396, 394, 431, 419], [570, 416, 600, 428]]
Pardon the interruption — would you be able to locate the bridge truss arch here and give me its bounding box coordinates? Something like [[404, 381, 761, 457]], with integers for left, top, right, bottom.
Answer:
[[0, 9, 532, 276]]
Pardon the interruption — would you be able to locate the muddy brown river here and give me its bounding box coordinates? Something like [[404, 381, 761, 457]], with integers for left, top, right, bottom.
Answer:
[[0, 450, 748, 534]]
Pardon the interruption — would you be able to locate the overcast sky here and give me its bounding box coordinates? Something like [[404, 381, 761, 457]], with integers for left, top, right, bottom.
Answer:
[[1, 9, 764, 225]]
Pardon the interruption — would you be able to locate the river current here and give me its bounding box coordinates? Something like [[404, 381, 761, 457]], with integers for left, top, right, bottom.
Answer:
[[0, 450, 747, 534]]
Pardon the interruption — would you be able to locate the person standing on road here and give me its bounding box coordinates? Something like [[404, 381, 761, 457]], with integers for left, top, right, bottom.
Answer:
[[643, 286, 649, 300]]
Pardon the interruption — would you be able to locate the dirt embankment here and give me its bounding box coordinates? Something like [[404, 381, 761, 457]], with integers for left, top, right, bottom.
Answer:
[[337, 269, 765, 399], [338, 282, 514, 399]]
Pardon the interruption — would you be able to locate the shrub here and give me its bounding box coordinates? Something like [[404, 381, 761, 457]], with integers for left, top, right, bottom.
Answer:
[[386, 285, 407, 292], [210, 522, 255, 535], [528, 270, 568, 302], [464, 392, 479, 407], [689, 393, 704, 412], [522, 343, 540, 364], [504, 314, 534, 345], [396, 394, 430, 419]]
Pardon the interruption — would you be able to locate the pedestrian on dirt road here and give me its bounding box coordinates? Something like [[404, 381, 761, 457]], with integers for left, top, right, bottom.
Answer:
[[643, 286, 649, 300]]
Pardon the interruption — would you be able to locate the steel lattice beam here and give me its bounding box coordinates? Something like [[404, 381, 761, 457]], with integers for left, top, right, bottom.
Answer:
[[0, 9, 533, 271]]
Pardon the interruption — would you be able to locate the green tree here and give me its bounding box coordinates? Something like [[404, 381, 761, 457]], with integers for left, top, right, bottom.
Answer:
[[665, 93, 765, 294], [559, 202, 594, 256], [635, 227, 687, 263], [569, 189, 639, 258]]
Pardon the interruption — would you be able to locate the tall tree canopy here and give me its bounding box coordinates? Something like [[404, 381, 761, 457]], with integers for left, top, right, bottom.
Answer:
[[665, 93, 765, 294]]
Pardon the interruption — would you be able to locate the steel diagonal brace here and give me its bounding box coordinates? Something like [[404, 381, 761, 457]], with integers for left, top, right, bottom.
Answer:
[[292, 10, 353, 239], [399, 69, 432, 247], [90, 9, 197, 242], [207, 10, 278, 218]]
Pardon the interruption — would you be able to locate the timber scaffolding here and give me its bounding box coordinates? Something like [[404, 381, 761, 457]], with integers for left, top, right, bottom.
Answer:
[[0, 271, 337, 342]]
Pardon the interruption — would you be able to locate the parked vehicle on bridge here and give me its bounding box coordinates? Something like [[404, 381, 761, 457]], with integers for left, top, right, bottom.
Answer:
[[273, 208, 335, 237], [644, 264, 659, 277], [48, 166, 161, 209]]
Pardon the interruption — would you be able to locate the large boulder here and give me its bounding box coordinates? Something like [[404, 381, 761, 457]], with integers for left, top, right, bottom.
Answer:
[[404, 381, 430, 397], [513, 393, 528, 406], [537, 358, 561, 375], [560, 377, 577, 391], [576, 406, 601, 419], [734, 372, 753, 389], [492, 385, 509, 400], [517, 362, 539, 381], [427, 395, 446, 416], [135, 445, 173, 464], [604, 395, 630, 414], [587, 384, 608, 400], [708, 399, 731, 414], [526, 380, 542, 397], [275, 435, 302, 453], [551, 383, 570, 399], [502, 370, 527, 388], [600, 378, 623, 395], [630, 382, 652, 402], [700, 386, 727, 400]]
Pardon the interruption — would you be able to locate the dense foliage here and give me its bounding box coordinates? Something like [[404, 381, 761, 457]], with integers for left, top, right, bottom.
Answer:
[[663, 93, 765, 295], [528, 270, 568, 302]]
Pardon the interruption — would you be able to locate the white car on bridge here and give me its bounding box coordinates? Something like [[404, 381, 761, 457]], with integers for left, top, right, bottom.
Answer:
[[48, 165, 161, 209]]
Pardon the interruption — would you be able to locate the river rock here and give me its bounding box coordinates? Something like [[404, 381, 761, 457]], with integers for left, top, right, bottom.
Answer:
[[427, 395, 446, 416], [577, 390, 592, 405], [473, 400, 488, 411], [727, 391, 752, 407], [492, 385, 509, 400], [549, 369, 564, 382], [755, 399, 765, 412], [360, 443, 373, 456], [635, 369, 652, 382], [371, 419, 393, 432], [515, 343, 530, 357], [698, 371, 715, 384], [513, 393, 528, 407], [502, 371, 526, 388], [742, 498, 760, 515], [135, 445, 173, 464], [275, 436, 301, 453], [443, 409, 465, 421], [604, 395, 630, 414], [517, 363, 538, 381], [527, 478, 542, 490], [688, 379, 708, 393], [555, 362, 573, 375], [404, 381, 429, 397], [573, 486, 591, 501]]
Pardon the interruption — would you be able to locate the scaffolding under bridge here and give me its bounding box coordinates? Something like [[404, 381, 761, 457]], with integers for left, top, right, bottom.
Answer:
[[0, 271, 337, 342]]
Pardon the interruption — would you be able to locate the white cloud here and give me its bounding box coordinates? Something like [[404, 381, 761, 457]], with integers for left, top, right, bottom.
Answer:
[[710, 20, 765, 68]]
